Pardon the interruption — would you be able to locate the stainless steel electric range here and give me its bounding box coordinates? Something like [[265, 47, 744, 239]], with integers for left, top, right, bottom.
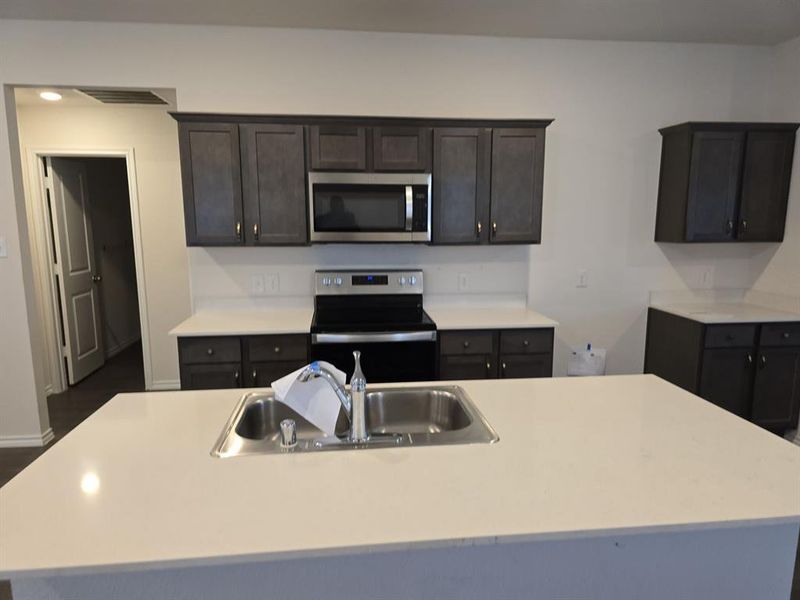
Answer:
[[309, 269, 437, 383]]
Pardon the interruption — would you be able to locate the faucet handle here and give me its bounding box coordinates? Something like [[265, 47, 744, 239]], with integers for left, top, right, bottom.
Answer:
[[351, 351, 366, 392]]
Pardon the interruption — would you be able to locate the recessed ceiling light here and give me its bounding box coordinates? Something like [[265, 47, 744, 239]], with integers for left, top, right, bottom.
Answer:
[[39, 91, 62, 102]]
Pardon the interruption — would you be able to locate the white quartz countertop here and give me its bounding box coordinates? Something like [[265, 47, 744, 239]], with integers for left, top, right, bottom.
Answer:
[[2, 375, 799, 578], [170, 308, 314, 336], [170, 305, 557, 337], [650, 302, 800, 324], [425, 305, 557, 329]]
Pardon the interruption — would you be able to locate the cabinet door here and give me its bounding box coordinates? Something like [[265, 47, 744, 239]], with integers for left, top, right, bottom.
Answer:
[[699, 348, 755, 419], [180, 363, 242, 390], [489, 128, 545, 244], [240, 124, 308, 245], [309, 125, 366, 171], [178, 122, 244, 246], [499, 354, 552, 379], [248, 360, 308, 388], [751, 348, 800, 431], [373, 127, 431, 172], [737, 131, 796, 242], [432, 128, 490, 244], [685, 131, 744, 242], [439, 355, 496, 380]]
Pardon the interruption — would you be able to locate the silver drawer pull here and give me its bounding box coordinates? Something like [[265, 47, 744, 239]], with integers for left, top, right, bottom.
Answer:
[[206, 348, 214, 356], [274, 346, 281, 354]]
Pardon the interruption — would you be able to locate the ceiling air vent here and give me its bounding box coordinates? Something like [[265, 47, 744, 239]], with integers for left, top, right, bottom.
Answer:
[[78, 89, 168, 105]]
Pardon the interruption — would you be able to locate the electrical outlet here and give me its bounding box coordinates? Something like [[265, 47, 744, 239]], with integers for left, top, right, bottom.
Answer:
[[0, 236, 7, 258], [457, 273, 469, 292], [250, 274, 266, 295], [577, 269, 589, 288], [265, 273, 280, 293]]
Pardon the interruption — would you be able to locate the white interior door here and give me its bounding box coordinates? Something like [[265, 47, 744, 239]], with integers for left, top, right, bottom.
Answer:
[[49, 157, 105, 384]]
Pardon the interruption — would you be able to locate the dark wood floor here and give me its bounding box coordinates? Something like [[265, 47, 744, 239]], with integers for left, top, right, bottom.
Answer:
[[0, 343, 798, 598]]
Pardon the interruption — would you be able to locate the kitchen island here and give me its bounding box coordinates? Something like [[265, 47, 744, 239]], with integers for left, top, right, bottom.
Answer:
[[1, 375, 799, 599]]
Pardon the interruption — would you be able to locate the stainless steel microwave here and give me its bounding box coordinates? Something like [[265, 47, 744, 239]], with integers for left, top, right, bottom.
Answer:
[[308, 172, 431, 243]]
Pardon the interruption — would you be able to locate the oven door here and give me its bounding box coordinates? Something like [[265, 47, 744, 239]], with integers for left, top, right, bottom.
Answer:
[[310, 331, 436, 383], [308, 173, 431, 242]]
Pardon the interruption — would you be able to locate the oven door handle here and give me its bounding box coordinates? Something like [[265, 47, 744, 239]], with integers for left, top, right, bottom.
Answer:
[[405, 185, 413, 232], [312, 331, 437, 344]]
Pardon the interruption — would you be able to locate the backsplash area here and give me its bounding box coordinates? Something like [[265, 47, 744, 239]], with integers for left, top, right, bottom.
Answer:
[[188, 245, 529, 309]]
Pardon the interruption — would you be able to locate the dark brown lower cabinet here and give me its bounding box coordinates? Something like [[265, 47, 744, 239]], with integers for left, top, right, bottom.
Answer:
[[645, 308, 800, 433], [751, 348, 800, 430], [500, 353, 552, 379], [439, 354, 497, 381], [180, 363, 242, 390], [179, 334, 309, 391], [439, 328, 553, 381]]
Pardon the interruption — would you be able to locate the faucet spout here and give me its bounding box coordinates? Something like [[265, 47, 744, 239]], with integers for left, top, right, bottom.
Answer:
[[296, 362, 352, 419]]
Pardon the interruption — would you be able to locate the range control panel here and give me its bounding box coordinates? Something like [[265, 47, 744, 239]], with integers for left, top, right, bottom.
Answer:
[[315, 270, 423, 295]]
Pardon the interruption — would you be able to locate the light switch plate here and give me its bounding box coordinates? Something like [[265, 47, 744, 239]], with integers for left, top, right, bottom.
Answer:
[[0, 236, 7, 258]]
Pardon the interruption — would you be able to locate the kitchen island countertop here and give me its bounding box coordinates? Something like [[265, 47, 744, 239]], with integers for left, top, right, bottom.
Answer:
[[1, 374, 798, 578]]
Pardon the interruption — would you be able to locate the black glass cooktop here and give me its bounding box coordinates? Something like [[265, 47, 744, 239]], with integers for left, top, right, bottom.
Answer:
[[311, 294, 437, 333]]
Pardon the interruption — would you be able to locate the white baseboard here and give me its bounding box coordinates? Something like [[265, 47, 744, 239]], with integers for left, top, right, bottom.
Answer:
[[148, 379, 180, 391], [105, 334, 141, 359], [0, 427, 54, 448]]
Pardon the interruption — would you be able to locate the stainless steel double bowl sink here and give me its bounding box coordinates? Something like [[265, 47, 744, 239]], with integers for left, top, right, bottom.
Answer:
[[212, 386, 498, 457]]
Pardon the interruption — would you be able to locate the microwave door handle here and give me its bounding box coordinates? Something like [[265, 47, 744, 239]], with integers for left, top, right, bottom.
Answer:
[[405, 185, 413, 232]]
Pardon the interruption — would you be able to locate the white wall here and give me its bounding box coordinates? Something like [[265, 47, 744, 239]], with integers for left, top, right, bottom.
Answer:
[[752, 36, 800, 299], [85, 158, 141, 356], [1, 20, 798, 440], [0, 87, 51, 445], [14, 104, 189, 390]]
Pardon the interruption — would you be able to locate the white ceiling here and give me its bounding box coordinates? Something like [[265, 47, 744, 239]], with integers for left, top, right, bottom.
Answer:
[[1, 0, 799, 45]]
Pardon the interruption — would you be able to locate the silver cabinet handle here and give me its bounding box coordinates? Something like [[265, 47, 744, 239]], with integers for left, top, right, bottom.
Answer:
[[726, 219, 734, 234], [235, 221, 242, 238], [477, 221, 482, 236], [759, 355, 767, 369], [502, 361, 507, 376], [485, 361, 491, 374], [492, 221, 498, 236], [253, 223, 259, 240], [746, 353, 753, 366], [251, 369, 257, 383], [741, 219, 748, 232], [234, 370, 240, 383]]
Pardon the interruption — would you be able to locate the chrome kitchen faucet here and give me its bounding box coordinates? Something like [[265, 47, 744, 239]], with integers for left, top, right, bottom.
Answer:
[[296, 351, 368, 443]]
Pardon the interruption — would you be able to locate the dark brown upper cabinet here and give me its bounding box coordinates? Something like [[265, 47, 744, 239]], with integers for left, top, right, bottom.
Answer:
[[240, 124, 308, 245], [432, 127, 547, 245], [432, 128, 491, 244], [490, 128, 546, 244], [655, 122, 798, 243], [178, 122, 244, 246], [373, 127, 431, 172], [309, 125, 367, 171], [173, 114, 552, 246]]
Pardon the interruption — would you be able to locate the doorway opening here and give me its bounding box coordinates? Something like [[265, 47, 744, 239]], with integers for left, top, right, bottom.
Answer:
[[41, 155, 145, 389]]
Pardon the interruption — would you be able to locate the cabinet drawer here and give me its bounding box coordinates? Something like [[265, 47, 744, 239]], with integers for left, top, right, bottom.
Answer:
[[500, 329, 553, 355], [179, 337, 241, 364], [246, 335, 308, 362], [439, 355, 496, 380], [439, 331, 496, 355], [704, 325, 757, 348], [759, 323, 800, 347]]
